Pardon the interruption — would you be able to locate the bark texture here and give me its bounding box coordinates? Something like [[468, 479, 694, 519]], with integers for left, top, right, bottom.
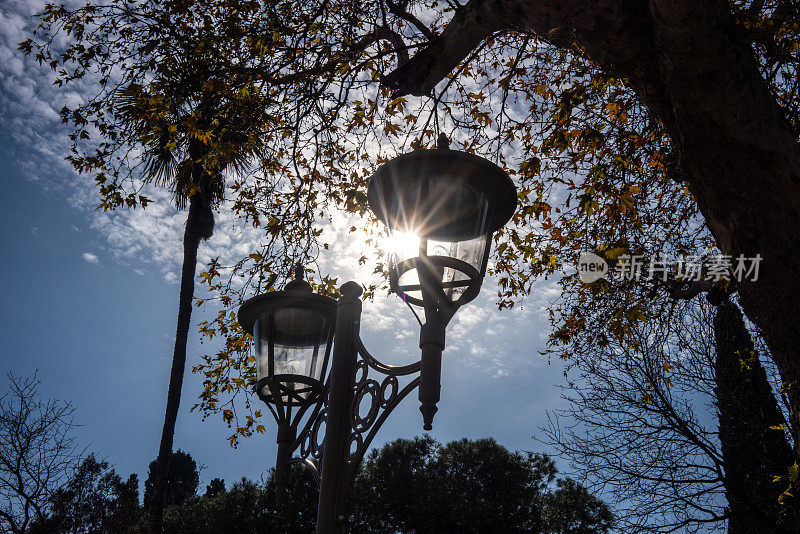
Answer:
[[147, 193, 214, 533], [385, 0, 800, 460], [715, 301, 798, 533]]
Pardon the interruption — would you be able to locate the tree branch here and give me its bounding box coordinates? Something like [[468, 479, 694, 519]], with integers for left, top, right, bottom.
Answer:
[[383, 0, 659, 97], [383, 0, 502, 96], [385, 0, 435, 41]]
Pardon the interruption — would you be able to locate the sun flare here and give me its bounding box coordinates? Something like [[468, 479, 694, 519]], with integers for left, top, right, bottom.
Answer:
[[381, 230, 420, 260]]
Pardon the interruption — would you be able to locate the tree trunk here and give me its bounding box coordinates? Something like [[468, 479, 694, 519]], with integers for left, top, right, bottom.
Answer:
[[385, 0, 800, 461], [715, 300, 798, 533], [646, 0, 800, 462], [147, 193, 213, 533]]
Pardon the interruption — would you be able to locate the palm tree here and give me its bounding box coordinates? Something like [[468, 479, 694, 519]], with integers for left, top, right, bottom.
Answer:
[[24, 3, 281, 531], [117, 69, 269, 532]]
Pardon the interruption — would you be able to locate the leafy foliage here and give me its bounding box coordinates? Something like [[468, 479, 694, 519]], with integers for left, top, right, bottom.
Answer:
[[159, 436, 611, 533], [164, 466, 319, 534], [350, 436, 613, 534], [204, 478, 225, 499]]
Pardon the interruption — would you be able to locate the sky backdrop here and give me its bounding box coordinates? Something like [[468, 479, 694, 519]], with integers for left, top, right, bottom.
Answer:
[[0, 0, 570, 492]]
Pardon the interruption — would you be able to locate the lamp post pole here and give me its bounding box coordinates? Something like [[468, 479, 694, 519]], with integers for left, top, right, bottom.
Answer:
[[274, 424, 295, 506], [317, 282, 362, 533]]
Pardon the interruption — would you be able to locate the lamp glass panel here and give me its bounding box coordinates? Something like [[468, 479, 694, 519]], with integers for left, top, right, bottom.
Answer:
[[386, 172, 495, 304], [396, 261, 422, 302], [273, 343, 323, 380], [386, 230, 421, 264], [428, 233, 490, 300], [393, 233, 491, 303], [254, 307, 330, 391], [255, 317, 268, 380], [427, 234, 488, 271]]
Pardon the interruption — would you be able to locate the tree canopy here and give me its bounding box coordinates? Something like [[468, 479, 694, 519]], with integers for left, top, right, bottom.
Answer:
[[158, 436, 612, 533], [143, 449, 200, 511], [351, 436, 613, 534], [31, 455, 141, 534]]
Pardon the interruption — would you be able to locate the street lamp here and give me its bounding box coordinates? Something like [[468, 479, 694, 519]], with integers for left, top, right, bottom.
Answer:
[[368, 139, 517, 430], [237, 139, 517, 533], [237, 264, 336, 503]]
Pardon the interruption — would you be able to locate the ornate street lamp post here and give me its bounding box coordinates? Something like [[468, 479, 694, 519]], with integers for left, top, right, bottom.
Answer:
[[237, 141, 517, 533]]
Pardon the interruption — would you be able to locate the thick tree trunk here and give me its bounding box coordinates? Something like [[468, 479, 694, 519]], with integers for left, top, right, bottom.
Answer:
[[385, 0, 800, 459], [147, 194, 213, 533], [647, 0, 800, 460], [715, 301, 798, 533]]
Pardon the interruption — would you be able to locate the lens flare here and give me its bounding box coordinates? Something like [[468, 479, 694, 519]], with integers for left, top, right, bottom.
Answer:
[[382, 230, 420, 261]]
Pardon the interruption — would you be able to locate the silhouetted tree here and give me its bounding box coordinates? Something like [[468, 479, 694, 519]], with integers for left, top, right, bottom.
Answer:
[[163, 467, 317, 534], [144, 450, 200, 511], [546, 300, 727, 532], [156, 437, 609, 533], [544, 478, 616, 534], [350, 436, 613, 533], [350, 436, 437, 532], [31, 455, 141, 533], [164, 478, 268, 534], [715, 300, 798, 533], [27, 1, 800, 485], [22, 3, 280, 530], [548, 297, 799, 532], [204, 478, 225, 499]]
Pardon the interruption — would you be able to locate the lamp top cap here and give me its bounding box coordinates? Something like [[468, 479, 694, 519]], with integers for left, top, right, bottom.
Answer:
[[284, 263, 312, 292], [236, 262, 337, 335], [366, 146, 517, 239]]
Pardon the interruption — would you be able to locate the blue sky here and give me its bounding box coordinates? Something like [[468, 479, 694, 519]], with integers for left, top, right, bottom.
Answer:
[[0, 0, 569, 493]]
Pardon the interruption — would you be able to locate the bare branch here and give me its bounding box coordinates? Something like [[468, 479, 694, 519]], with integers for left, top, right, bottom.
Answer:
[[0, 373, 82, 534]]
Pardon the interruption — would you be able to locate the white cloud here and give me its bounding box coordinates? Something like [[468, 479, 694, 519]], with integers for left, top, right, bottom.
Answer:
[[82, 252, 99, 265]]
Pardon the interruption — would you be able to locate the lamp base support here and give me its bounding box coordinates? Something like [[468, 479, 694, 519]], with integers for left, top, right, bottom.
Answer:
[[317, 282, 363, 534]]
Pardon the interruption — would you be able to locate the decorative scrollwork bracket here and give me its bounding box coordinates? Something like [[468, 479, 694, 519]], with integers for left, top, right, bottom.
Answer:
[[291, 295, 421, 480]]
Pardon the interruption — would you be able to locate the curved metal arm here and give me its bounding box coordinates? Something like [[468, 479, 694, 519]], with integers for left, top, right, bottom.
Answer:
[[345, 332, 423, 481], [289, 456, 320, 485], [354, 335, 420, 376]]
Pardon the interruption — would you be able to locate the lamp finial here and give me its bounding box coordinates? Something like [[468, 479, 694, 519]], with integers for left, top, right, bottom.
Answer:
[[285, 262, 312, 292], [436, 133, 450, 150]]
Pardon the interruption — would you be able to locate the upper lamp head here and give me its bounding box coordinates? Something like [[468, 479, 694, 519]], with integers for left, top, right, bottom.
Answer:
[[367, 147, 517, 308], [237, 265, 336, 407]]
